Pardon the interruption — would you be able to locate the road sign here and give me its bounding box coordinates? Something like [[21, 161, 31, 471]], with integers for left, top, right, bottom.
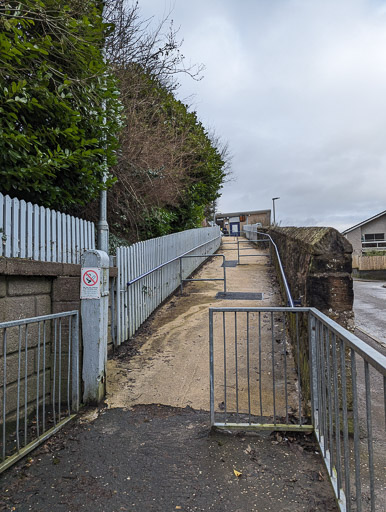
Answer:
[[81, 267, 101, 299]]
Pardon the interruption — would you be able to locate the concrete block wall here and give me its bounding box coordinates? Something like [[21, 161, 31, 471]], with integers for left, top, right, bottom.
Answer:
[[0, 259, 117, 420], [0, 274, 54, 421]]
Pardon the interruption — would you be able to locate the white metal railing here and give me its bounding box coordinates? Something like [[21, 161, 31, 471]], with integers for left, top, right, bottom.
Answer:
[[0, 192, 95, 263], [114, 226, 221, 346]]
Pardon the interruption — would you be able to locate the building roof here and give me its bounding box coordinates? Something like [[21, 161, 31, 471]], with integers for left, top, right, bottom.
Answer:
[[342, 210, 386, 234], [215, 209, 271, 218]]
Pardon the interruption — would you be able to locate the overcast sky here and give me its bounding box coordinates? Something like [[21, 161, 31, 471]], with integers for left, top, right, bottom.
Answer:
[[137, 0, 386, 231]]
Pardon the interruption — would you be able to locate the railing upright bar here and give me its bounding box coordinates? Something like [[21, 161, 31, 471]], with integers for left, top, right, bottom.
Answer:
[[258, 311, 263, 418], [53, 319, 57, 426], [384, 375, 386, 432], [296, 313, 302, 425], [58, 318, 62, 422], [350, 349, 362, 512], [36, 322, 41, 438], [223, 255, 227, 292], [24, 325, 28, 446], [223, 312, 227, 424], [309, 314, 317, 427], [364, 361, 375, 512], [2, 329, 7, 461], [67, 316, 72, 416], [16, 326, 22, 453], [339, 339, 351, 512], [271, 311, 276, 425], [234, 312, 239, 422], [315, 320, 323, 441], [325, 327, 335, 477], [247, 312, 251, 424], [320, 322, 328, 457], [42, 321, 47, 431], [331, 333, 342, 498], [209, 309, 215, 426], [283, 312, 288, 424]]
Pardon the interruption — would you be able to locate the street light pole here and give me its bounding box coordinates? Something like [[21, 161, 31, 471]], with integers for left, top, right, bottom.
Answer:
[[97, 0, 109, 254], [272, 197, 280, 225]]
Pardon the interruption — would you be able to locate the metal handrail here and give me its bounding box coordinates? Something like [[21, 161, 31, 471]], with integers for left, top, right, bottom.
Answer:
[[126, 235, 221, 286], [310, 308, 386, 374], [253, 231, 294, 307]]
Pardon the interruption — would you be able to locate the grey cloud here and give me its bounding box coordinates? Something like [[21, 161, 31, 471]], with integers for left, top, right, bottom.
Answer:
[[138, 0, 386, 231]]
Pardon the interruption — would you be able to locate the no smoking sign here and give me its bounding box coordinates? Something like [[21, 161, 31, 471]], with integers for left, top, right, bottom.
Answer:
[[81, 268, 101, 299]]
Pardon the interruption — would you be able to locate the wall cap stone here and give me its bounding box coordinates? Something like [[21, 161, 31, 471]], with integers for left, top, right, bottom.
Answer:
[[0, 257, 117, 277], [270, 226, 353, 256]]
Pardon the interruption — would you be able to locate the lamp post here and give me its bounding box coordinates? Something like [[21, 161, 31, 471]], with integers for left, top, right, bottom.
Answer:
[[272, 197, 280, 225], [97, 1, 109, 254]]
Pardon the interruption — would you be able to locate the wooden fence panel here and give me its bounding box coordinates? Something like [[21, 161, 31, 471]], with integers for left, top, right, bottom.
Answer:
[[355, 255, 386, 271]]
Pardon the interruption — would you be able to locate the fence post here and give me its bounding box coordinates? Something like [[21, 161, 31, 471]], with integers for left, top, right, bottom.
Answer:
[[81, 250, 110, 404]]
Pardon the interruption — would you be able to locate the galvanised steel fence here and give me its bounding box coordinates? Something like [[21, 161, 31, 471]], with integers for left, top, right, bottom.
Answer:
[[1, 311, 79, 473], [209, 306, 386, 512], [0, 191, 95, 263], [114, 226, 221, 345]]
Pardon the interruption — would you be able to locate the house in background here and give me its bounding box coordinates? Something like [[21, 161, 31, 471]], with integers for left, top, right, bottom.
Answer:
[[342, 210, 386, 256], [215, 209, 271, 236]]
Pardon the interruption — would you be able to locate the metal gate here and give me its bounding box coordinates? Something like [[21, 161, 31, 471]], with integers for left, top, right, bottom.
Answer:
[[1, 311, 79, 473], [209, 306, 386, 512]]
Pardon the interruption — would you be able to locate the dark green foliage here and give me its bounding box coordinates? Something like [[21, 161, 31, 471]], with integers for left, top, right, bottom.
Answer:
[[0, 0, 122, 209], [0, 0, 228, 244]]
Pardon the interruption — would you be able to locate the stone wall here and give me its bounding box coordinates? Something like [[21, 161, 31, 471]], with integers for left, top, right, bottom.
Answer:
[[269, 226, 354, 328], [268, 227, 354, 412]]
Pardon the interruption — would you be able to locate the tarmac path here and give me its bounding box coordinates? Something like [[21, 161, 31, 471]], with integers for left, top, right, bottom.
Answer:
[[0, 238, 337, 512]]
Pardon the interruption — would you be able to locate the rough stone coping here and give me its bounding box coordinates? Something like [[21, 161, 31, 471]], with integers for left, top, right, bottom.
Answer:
[[269, 226, 352, 255]]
